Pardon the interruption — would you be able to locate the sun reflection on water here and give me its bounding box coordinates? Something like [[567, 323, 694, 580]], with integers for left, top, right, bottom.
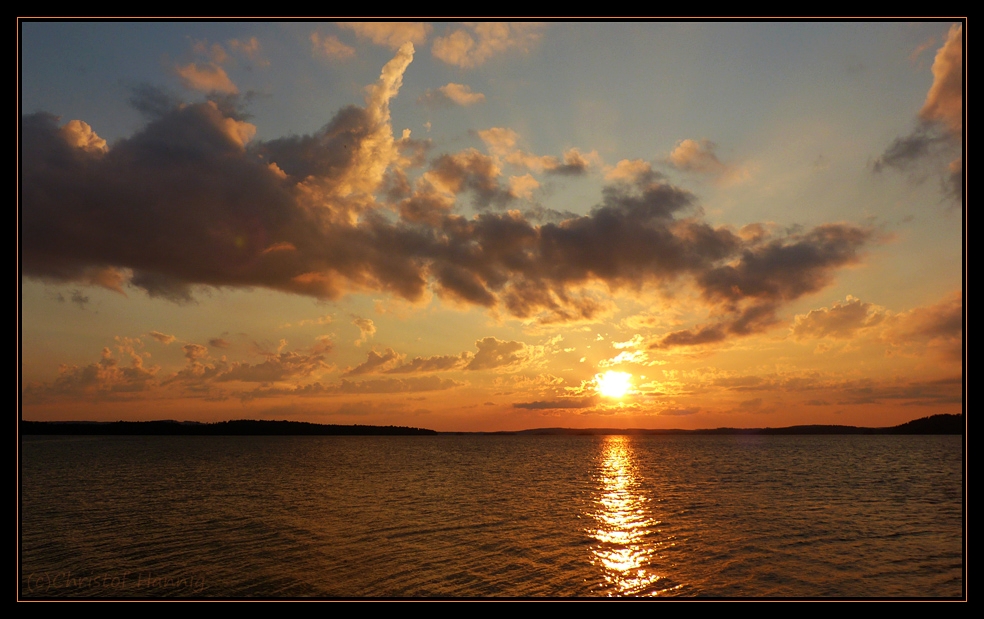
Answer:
[[588, 436, 683, 596]]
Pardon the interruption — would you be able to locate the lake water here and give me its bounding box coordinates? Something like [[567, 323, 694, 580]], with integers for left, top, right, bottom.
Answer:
[[20, 434, 964, 598]]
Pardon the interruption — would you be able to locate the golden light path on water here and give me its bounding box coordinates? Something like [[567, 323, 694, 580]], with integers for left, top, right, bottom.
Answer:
[[588, 436, 683, 596]]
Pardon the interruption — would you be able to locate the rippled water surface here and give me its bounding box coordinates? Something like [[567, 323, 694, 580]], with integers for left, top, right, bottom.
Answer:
[[20, 434, 963, 597]]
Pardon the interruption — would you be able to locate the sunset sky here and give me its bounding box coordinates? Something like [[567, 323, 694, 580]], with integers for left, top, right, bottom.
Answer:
[[19, 21, 964, 431]]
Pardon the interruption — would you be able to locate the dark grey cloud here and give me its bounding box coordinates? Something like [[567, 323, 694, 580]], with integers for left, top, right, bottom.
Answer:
[[872, 127, 946, 173], [873, 25, 962, 202], [258, 105, 369, 181], [22, 71, 872, 348], [944, 159, 963, 202], [653, 224, 873, 348], [70, 289, 90, 309], [544, 149, 591, 176], [127, 83, 183, 119], [428, 149, 515, 209]]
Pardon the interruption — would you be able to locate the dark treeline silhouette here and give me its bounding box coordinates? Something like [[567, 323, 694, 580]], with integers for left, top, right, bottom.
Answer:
[[21, 419, 437, 436], [488, 413, 963, 436], [22, 414, 961, 436]]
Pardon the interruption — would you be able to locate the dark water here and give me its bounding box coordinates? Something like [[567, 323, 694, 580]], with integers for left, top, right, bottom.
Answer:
[[20, 434, 964, 598]]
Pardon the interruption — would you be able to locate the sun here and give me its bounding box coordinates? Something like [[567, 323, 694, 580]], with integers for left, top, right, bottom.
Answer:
[[596, 371, 632, 399]]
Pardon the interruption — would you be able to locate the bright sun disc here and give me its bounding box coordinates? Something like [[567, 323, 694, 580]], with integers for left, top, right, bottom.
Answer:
[[597, 371, 632, 398]]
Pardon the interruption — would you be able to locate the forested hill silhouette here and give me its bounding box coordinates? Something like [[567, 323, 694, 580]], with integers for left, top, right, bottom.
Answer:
[[22, 414, 961, 436], [21, 419, 437, 436], [495, 413, 963, 435]]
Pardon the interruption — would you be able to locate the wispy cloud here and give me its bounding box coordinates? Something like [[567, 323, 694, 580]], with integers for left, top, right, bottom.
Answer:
[[311, 33, 355, 60], [339, 22, 431, 49], [432, 23, 544, 69], [418, 83, 485, 107], [874, 24, 962, 201]]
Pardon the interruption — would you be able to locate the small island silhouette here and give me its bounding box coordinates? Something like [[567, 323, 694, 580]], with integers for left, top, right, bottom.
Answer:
[[21, 413, 962, 436]]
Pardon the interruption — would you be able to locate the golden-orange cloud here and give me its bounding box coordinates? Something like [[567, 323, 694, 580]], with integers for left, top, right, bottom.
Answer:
[[175, 62, 238, 94], [920, 24, 962, 134]]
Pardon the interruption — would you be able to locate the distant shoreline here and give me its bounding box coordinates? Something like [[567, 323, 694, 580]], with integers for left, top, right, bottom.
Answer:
[[21, 414, 963, 436]]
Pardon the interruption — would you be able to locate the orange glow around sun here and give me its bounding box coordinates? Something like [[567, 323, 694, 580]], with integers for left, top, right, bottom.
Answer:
[[596, 371, 632, 398]]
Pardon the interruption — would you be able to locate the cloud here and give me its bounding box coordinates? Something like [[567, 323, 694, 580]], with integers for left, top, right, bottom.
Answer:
[[790, 295, 885, 340], [148, 331, 177, 345], [477, 126, 519, 155], [333, 375, 462, 394], [59, 120, 107, 154], [547, 149, 592, 176], [209, 337, 232, 348], [309, 335, 334, 355], [508, 174, 539, 201], [351, 316, 376, 346], [23, 47, 412, 299], [873, 131, 934, 172], [227, 37, 268, 66], [836, 377, 962, 407], [70, 289, 90, 309], [658, 406, 700, 416], [432, 23, 544, 69], [668, 138, 726, 174], [418, 83, 485, 107], [183, 343, 209, 361], [216, 350, 330, 383], [597, 350, 662, 368], [920, 24, 962, 134], [344, 347, 402, 376], [343, 337, 531, 375], [697, 224, 871, 305], [465, 336, 529, 371], [787, 292, 959, 362], [127, 84, 183, 120], [266, 41, 414, 210], [945, 157, 963, 201], [386, 352, 473, 374], [191, 40, 228, 64], [259, 375, 461, 397], [667, 139, 749, 184], [654, 224, 873, 348], [874, 24, 962, 201], [311, 33, 355, 60], [175, 62, 238, 94], [476, 127, 594, 177], [21, 45, 873, 342], [396, 191, 455, 226], [23, 346, 158, 402], [338, 22, 431, 49], [425, 148, 512, 208], [881, 291, 962, 362], [294, 314, 333, 327], [604, 159, 657, 184]]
